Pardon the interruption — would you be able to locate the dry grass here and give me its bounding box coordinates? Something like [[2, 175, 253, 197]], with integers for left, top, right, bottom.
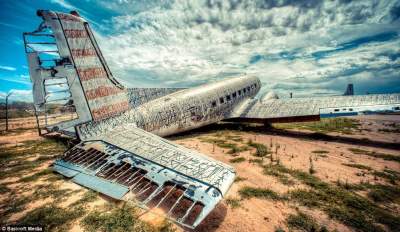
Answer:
[[273, 118, 361, 134], [0, 135, 176, 232]]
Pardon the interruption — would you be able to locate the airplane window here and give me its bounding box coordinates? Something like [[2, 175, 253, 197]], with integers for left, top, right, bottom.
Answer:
[[394, 106, 400, 110], [211, 101, 217, 107], [243, 88, 246, 93], [334, 109, 339, 112], [220, 97, 224, 104], [349, 108, 353, 111], [238, 90, 241, 95], [226, 95, 231, 101], [232, 92, 237, 98]]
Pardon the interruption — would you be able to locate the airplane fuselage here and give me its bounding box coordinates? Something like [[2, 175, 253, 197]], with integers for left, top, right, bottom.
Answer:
[[133, 76, 261, 136]]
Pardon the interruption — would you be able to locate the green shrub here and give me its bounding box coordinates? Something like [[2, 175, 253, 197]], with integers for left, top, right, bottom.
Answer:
[[286, 212, 320, 232], [81, 203, 152, 232], [348, 148, 400, 163], [342, 163, 372, 171], [229, 157, 246, 163], [18, 205, 84, 231], [225, 197, 241, 208], [261, 163, 400, 232], [273, 118, 360, 134], [234, 176, 247, 182], [239, 186, 281, 200], [247, 140, 269, 158], [312, 150, 329, 154]]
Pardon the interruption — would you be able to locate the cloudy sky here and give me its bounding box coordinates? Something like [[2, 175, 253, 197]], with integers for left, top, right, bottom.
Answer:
[[0, 0, 399, 101]]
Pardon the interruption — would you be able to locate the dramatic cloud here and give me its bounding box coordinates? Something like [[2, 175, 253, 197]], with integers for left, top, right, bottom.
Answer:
[[3, 0, 399, 102], [93, 0, 400, 97]]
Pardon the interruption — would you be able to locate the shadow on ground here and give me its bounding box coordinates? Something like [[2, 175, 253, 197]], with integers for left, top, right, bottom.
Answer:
[[168, 122, 400, 150], [189, 203, 227, 232]]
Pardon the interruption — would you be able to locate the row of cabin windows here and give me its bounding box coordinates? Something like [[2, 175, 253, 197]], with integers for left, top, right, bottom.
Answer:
[[333, 108, 353, 112], [333, 107, 400, 112], [211, 83, 258, 107], [332, 106, 400, 113]]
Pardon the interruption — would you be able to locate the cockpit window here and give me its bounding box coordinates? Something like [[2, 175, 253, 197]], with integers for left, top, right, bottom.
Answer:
[[247, 86, 250, 91], [226, 95, 231, 101], [238, 90, 241, 95], [243, 88, 246, 93], [220, 97, 224, 104], [211, 101, 217, 107], [232, 92, 237, 98]]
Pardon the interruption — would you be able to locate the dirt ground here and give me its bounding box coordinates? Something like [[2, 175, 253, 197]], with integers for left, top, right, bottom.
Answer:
[[171, 115, 400, 232], [0, 115, 399, 232], [0, 114, 77, 131]]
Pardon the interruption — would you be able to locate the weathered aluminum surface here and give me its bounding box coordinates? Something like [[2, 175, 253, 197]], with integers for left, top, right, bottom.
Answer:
[[77, 124, 235, 194], [127, 88, 184, 107], [37, 10, 130, 121], [231, 94, 400, 119], [54, 131, 232, 228], [78, 75, 260, 137]]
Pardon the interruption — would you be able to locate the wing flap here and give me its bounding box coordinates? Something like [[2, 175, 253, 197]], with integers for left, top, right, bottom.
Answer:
[[72, 172, 129, 200]]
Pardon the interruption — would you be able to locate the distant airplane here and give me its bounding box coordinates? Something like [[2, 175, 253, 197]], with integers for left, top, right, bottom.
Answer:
[[23, 10, 400, 228]]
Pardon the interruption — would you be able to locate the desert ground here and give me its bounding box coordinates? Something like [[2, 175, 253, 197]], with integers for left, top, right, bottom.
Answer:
[[0, 115, 399, 232]]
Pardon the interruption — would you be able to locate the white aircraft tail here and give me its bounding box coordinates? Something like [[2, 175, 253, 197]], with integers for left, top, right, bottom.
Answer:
[[24, 10, 130, 133]]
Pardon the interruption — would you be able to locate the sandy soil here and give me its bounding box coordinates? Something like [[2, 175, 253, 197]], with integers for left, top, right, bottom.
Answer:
[[0, 114, 77, 131], [0, 129, 43, 147], [0, 115, 399, 232], [171, 115, 400, 231]]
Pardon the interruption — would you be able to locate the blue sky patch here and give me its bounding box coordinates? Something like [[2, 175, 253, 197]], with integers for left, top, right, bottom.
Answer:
[[311, 31, 398, 59]]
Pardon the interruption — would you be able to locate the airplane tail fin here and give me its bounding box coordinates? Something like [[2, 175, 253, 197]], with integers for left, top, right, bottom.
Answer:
[[343, 83, 354, 96], [24, 10, 130, 133]]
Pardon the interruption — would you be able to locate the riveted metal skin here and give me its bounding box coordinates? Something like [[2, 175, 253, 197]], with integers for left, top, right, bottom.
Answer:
[[228, 94, 400, 121], [25, 9, 400, 229]]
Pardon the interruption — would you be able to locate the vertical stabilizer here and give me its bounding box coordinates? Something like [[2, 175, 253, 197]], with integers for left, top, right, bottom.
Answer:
[[344, 83, 354, 96], [25, 10, 130, 130]]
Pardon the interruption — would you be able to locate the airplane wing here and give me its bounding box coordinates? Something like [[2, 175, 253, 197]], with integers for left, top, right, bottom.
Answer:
[[53, 120, 235, 229], [227, 94, 400, 123]]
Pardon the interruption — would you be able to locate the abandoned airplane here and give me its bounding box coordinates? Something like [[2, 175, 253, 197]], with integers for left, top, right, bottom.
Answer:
[[23, 10, 400, 228]]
